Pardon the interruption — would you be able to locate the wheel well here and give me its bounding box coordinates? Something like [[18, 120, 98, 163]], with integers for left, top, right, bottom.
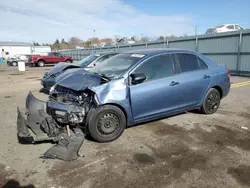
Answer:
[[38, 59, 45, 63], [102, 103, 127, 124], [212, 86, 222, 98], [65, 59, 72, 62]]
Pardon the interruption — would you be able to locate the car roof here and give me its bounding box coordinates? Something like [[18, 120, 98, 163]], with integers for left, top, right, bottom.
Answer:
[[124, 48, 194, 56], [96, 52, 119, 56]]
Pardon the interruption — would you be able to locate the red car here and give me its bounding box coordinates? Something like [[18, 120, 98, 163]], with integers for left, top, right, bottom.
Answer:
[[30, 52, 73, 67]]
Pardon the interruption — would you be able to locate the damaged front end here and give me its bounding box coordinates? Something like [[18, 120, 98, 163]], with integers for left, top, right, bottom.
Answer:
[[17, 92, 87, 161]]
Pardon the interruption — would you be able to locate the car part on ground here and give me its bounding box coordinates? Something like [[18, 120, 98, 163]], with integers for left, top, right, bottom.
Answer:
[[17, 92, 85, 161]]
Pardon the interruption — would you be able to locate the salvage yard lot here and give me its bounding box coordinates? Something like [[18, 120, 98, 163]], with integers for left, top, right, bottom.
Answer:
[[0, 67, 250, 188]]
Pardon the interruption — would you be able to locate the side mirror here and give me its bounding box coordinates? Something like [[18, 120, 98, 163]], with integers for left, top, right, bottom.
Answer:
[[130, 73, 146, 85]]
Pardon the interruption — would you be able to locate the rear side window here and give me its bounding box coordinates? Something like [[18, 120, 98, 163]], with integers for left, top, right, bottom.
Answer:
[[176, 54, 200, 72], [197, 58, 208, 69], [226, 25, 234, 29]]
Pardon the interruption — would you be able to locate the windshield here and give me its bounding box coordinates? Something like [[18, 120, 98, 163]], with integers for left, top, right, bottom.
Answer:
[[88, 53, 145, 79], [75, 54, 100, 67]]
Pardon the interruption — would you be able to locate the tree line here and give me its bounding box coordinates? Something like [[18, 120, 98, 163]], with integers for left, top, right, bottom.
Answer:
[[33, 34, 185, 51]]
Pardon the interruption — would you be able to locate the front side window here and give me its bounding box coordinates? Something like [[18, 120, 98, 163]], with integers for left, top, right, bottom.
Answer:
[[236, 25, 244, 30], [133, 54, 175, 82], [176, 54, 200, 72], [88, 53, 144, 79], [54, 52, 62, 56]]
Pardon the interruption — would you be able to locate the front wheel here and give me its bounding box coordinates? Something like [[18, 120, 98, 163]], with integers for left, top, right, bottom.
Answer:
[[66, 60, 72, 63], [12, 61, 17, 66], [200, 88, 221, 114], [88, 105, 126, 142], [38, 60, 45, 67]]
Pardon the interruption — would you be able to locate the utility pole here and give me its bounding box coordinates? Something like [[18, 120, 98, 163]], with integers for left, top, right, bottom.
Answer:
[[164, 30, 167, 48], [194, 25, 198, 51]]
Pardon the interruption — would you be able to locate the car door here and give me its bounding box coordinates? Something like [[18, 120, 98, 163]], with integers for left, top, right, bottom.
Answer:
[[46, 52, 54, 63], [53, 52, 64, 63], [174, 53, 211, 109], [129, 54, 180, 122]]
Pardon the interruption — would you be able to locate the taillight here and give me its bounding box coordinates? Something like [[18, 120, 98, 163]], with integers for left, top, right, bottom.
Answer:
[[226, 68, 230, 80]]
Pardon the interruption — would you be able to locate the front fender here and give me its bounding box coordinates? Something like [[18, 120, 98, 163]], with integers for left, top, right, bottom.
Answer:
[[91, 79, 134, 126]]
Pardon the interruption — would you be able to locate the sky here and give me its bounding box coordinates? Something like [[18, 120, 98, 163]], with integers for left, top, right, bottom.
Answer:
[[0, 0, 249, 43]]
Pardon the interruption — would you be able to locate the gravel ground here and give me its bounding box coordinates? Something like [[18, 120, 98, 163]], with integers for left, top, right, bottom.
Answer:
[[0, 66, 250, 188]]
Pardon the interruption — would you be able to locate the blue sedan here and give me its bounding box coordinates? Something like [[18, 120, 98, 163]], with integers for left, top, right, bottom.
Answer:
[[19, 48, 230, 144]]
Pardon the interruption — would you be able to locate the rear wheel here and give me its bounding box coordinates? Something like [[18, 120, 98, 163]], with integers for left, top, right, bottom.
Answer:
[[12, 61, 17, 66], [201, 88, 221, 114], [38, 60, 45, 67], [88, 105, 126, 142]]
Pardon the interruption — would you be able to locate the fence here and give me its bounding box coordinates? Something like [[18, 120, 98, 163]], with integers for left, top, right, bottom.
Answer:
[[60, 30, 250, 76]]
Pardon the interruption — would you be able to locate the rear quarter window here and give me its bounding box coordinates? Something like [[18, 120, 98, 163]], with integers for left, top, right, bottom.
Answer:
[[197, 57, 208, 69], [176, 54, 200, 72]]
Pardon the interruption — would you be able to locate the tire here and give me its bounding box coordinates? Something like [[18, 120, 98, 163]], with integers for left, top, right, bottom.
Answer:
[[200, 88, 221, 114], [12, 61, 17, 66], [66, 60, 72, 63], [38, 60, 45, 67], [88, 105, 126, 142]]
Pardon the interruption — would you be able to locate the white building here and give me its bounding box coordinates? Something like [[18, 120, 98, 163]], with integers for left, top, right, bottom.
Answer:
[[32, 46, 51, 55], [0, 42, 32, 59]]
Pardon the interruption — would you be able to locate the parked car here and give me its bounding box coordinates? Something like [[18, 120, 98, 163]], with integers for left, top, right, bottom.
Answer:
[[29, 52, 73, 67], [7, 54, 31, 66], [206, 24, 244, 34], [18, 48, 231, 158], [41, 52, 118, 90]]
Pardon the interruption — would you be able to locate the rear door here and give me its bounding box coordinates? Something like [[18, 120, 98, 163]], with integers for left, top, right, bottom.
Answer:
[[226, 24, 235, 32], [174, 53, 211, 109], [53, 52, 64, 63]]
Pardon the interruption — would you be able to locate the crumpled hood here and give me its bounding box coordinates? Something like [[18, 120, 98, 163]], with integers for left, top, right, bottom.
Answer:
[[56, 71, 102, 91], [48, 62, 81, 75]]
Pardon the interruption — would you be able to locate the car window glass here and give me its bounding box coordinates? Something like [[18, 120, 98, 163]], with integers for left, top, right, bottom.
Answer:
[[134, 54, 175, 82], [54, 53, 61, 56], [226, 25, 234, 29], [236, 25, 243, 30], [197, 57, 208, 69], [96, 55, 109, 62], [177, 54, 200, 72], [48, 52, 52, 56]]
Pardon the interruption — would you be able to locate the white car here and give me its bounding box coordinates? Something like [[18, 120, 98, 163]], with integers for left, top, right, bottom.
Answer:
[[206, 24, 244, 34]]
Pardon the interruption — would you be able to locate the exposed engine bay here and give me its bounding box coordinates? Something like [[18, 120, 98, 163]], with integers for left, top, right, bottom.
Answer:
[[17, 88, 95, 161]]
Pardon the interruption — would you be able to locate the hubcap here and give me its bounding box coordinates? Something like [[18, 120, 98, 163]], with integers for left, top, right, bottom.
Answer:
[[206, 92, 220, 113], [97, 113, 120, 135]]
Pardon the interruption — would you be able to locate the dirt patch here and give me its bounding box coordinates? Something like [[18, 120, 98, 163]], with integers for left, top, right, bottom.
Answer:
[[4, 96, 12, 98], [237, 112, 250, 119], [25, 77, 39, 80], [228, 165, 250, 186], [217, 109, 236, 116], [133, 153, 155, 165], [9, 73, 24, 76]]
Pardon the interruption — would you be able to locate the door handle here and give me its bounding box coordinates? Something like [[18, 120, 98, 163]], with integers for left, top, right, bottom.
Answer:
[[169, 81, 179, 86], [203, 75, 210, 79]]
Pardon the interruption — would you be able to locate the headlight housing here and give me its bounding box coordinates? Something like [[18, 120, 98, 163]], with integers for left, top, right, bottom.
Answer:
[[49, 84, 57, 95]]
